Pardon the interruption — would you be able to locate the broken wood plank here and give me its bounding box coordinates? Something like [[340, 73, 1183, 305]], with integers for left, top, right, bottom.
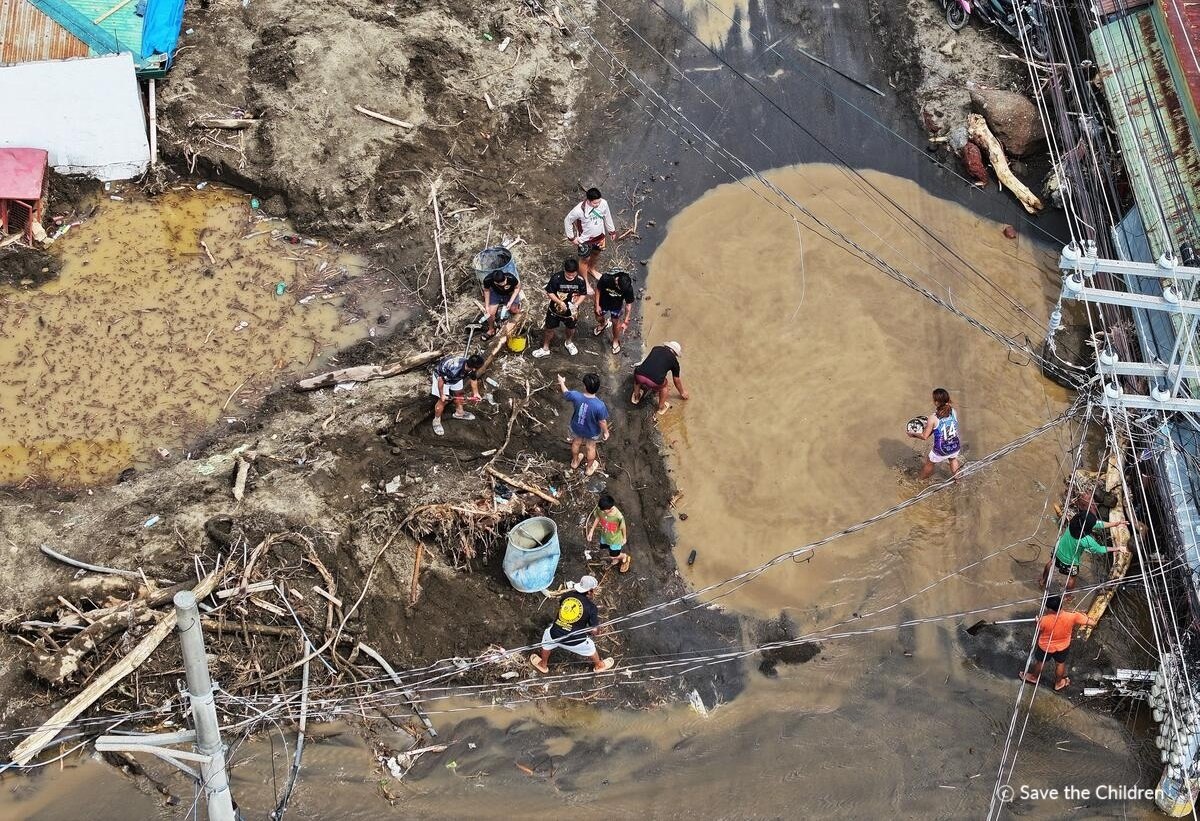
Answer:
[[10, 567, 227, 765], [484, 465, 558, 505], [409, 542, 424, 609], [295, 350, 443, 391], [232, 456, 251, 502], [353, 106, 414, 129], [191, 118, 260, 130], [311, 586, 343, 608], [31, 604, 155, 685], [92, 0, 134, 24], [215, 579, 275, 599], [249, 596, 288, 617], [967, 114, 1043, 214]]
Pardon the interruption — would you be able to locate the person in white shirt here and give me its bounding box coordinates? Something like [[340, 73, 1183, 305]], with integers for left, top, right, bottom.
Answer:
[[563, 187, 618, 292]]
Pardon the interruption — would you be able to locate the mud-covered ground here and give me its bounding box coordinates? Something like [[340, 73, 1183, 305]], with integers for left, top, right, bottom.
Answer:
[[0, 0, 760, 759]]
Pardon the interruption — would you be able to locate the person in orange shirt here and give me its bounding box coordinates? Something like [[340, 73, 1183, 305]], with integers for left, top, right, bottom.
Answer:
[[1019, 595, 1096, 691]]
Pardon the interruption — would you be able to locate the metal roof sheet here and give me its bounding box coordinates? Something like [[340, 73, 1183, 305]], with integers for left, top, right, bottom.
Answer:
[[0, 147, 47, 200], [1092, 9, 1200, 257], [1157, 0, 1200, 115], [0, 0, 88, 64]]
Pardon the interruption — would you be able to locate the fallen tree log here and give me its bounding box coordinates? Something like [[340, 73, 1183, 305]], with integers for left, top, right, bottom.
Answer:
[[10, 567, 228, 765], [1080, 450, 1131, 639], [967, 114, 1043, 214], [485, 465, 558, 505], [295, 350, 444, 392], [31, 604, 155, 685]]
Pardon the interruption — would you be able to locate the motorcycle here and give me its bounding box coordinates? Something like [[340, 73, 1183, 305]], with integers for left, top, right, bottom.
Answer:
[[942, 0, 1050, 61]]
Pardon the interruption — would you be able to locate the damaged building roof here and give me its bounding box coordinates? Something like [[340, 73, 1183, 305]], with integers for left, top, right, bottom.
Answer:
[[1091, 6, 1200, 257], [0, 0, 184, 76]]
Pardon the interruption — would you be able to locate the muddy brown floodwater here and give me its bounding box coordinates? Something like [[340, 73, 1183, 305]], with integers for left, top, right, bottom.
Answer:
[[0, 167, 1155, 818], [0, 186, 390, 486]]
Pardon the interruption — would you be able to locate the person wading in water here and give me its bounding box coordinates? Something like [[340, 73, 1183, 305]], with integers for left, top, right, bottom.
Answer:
[[909, 388, 962, 479]]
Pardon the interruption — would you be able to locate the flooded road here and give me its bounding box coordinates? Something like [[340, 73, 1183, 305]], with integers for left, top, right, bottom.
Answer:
[[0, 187, 393, 485], [0, 168, 1153, 819]]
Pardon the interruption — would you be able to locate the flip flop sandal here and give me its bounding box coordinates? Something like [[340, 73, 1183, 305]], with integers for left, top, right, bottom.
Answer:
[[1054, 677, 1071, 691], [432, 419, 444, 436], [593, 321, 609, 336], [585, 460, 601, 476], [594, 657, 615, 672], [452, 411, 476, 421], [532, 348, 551, 358], [630, 391, 642, 405], [571, 454, 584, 469], [565, 342, 579, 356], [529, 655, 549, 674], [619, 554, 631, 573], [656, 402, 672, 416], [611, 342, 622, 354]]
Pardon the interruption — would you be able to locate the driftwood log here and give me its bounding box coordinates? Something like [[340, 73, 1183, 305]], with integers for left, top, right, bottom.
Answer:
[[191, 118, 260, 130], [31, 604, 156, 685], [967, 114, 1044, 214], [1080, 450, 1131, 639], [484, 465, 558, 505], [295, 350, 444, 392], [10, 567, 229, 765]]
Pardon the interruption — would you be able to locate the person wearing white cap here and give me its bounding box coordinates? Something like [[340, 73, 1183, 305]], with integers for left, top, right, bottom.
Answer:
[[530, 575, 615, 673], [631, 341, 689, 416]]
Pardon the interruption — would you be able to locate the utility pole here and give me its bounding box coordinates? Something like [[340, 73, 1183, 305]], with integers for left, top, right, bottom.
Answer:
[[175, 590, 237, 821], [94, 591, 237, 820]]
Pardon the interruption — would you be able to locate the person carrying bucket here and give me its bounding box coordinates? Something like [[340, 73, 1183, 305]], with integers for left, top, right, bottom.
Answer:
[[429, 353, 483, 436], [533, 258, 589, 358], [908, 388, 962, 479], [631, 341, 688, 416], [563, 187, 617, 293], [530, 575, 615, 674], [481, 268, 522, 337]]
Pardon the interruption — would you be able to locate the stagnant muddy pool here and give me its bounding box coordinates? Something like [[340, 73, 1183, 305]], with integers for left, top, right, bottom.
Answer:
[[0, 186, 395, 486], [0, 167, 1155, 818]]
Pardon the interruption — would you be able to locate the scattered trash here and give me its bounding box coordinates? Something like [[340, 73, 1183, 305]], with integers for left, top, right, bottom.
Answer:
[[332, 382, 358, 393], [445, 760, 458, 770], [468, 742, 477, 749], [688, 688, 709, 717], [687, 549, 697, 566], [196, 181, 208, 190], [275, 281, 287, 296], [157, 448, 170, 458], [1002, 225, 1017, 239], [185, 27, 193, 34], [109, 195, 124, 202], [384, 476, 403, 494], [679, 512, 688, 521], [482, 31, 494, 41], [250, 197, 261, 209], [233, 320, 249, 331], [143, 515, 161, 528], [500, 671, 519, 680]]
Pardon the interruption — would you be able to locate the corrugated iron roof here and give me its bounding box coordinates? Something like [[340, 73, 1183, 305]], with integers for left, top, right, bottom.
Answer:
[[0, 0, 88, 65], [1092, 9, 1200, 257], [0, 147, 47, 200], [1157, 0, 1200, 116]]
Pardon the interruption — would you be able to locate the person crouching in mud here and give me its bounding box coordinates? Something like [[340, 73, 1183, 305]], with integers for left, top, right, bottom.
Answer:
[[530, 575, 615, 673], [908, 388, 961, 478]]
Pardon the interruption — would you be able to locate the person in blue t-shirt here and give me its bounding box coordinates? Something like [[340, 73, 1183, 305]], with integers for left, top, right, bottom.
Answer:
[[558, 372, 610, 476], [908, 387, 962, 479]]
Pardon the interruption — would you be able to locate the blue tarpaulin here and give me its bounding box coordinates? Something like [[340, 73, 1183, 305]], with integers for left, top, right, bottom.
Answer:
[[140, 0, 183, 61]]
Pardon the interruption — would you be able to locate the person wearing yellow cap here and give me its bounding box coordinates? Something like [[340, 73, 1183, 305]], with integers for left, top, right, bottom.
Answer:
[[530, 575, 614, 673], [631, 341, 689, 416]]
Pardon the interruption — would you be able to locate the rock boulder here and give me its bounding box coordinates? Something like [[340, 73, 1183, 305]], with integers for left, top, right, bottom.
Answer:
[[968, 84, 1046, 157]]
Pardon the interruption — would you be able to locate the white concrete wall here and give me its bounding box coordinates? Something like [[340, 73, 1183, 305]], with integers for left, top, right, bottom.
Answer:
[[0, 53, 149, 181]]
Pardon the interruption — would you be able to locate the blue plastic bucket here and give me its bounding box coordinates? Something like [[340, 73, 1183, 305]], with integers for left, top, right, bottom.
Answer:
[[472, 246, 518, 284], [502, 516, 560, 593]]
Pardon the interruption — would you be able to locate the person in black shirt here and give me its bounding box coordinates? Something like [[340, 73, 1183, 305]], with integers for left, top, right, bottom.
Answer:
[[530, 575, 614, 673], [631, 341, 690, 416], [481, 269, 523, 337], [532, 258, 589, 359], [592, 269, 636, 354]]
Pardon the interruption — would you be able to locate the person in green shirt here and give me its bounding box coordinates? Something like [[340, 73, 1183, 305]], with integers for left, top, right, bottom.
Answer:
[[1042, 511, 1128, 591], [586, 494, 630, 573]]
